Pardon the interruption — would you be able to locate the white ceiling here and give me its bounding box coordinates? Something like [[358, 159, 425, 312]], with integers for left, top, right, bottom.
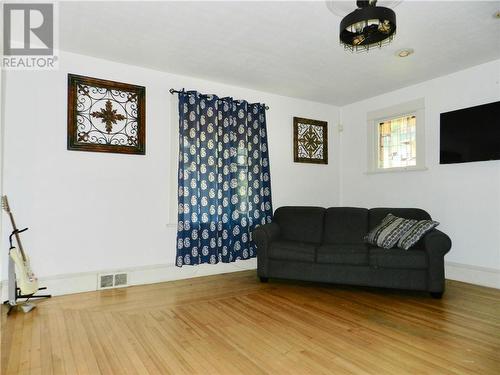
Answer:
[[60, 1, 500, 106]]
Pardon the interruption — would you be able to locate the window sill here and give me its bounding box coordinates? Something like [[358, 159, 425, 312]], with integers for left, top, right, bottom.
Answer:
[[365, 166, 428, 175]]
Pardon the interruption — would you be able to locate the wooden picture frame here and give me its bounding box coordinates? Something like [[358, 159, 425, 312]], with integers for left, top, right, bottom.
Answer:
[[293, 117, 328, 164], [67, 74, 146, 154]]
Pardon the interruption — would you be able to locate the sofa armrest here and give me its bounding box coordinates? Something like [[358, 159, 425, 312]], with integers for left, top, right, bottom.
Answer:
[[252, 222, 280, 277], [423, 229, 452, 257], [253, 222, 280, 253], [422, 229, 452, 293]]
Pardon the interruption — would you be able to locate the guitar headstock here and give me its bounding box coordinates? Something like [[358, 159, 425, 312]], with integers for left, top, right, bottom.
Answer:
[[2, 195, 11, 213]]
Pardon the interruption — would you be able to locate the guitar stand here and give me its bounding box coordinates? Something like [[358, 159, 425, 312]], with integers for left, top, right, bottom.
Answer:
[[2, 229, 51, 315], [3, 287, 52, 315]]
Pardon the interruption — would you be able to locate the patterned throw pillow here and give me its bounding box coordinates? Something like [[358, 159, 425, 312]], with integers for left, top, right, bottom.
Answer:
[[364, 214, 417, 249], [398, 220, 440, 250]]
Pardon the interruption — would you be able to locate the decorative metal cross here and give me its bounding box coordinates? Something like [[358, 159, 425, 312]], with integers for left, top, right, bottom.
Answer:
[[91, 100, 126, 133]]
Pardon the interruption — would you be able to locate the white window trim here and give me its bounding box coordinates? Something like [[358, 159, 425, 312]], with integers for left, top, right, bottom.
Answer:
[[366, 98, 426, 174]]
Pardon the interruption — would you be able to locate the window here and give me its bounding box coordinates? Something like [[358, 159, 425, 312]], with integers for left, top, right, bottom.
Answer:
[[367, 98, 425, 173], [378, 115, 416, 169]]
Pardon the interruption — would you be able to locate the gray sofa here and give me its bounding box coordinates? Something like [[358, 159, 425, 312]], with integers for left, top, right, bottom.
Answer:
[[253, 207, 452, 298]]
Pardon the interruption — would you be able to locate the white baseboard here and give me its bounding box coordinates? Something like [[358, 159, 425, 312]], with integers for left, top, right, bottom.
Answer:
[[2, 259, 497, 300], [445, 261, 500, 289], [0, 258, 257, 300]]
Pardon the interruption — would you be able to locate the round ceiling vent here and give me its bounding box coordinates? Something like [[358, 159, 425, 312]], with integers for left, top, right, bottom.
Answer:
[[396, 48, 414, 58]]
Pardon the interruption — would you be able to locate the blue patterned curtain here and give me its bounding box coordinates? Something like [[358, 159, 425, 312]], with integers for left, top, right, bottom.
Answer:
[[175, 90, 273, 266]]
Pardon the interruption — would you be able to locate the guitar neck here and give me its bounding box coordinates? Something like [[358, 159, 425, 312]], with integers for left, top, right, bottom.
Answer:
[[7, 210, 27, 262]]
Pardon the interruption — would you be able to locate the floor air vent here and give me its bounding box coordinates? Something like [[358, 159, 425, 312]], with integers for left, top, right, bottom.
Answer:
[[114, 273, 128, 286], [98, 272, 128, 289]]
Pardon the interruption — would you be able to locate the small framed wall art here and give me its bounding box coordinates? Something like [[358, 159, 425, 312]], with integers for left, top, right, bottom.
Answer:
[[67, 74, 146, 154], [293, 116, 328, 164]]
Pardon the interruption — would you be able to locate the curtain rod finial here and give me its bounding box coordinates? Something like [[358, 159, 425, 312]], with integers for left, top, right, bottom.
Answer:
[[169, 88, 175, 94]]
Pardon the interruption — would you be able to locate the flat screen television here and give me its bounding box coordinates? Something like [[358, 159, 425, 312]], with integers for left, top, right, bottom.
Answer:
[[440, 101, 500, 164]]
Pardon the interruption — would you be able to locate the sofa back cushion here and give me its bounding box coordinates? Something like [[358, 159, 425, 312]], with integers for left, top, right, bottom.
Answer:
[[324, 207, 369, 245], [274, 206, 325, 244], [369, 208, 431, 230]]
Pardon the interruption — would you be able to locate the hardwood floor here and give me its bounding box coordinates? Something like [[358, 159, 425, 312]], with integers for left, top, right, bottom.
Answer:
[[2, 271, 500, 375]]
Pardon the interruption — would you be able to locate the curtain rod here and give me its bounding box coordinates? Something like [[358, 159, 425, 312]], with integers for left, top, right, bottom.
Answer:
[[169, 88, 269, 110]]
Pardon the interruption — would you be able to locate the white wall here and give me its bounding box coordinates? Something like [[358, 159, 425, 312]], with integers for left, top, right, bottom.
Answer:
[[0, 4, 5, 285], [3, 50, 499, 295], [340, 59, 500, 284], [1, 51, 340, 292], [0, 66, 4, 286]]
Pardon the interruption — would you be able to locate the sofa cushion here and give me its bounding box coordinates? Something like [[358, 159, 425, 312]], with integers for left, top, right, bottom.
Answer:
[[268, 240, 316, 262], [324, 207, 369, 245], [317, 244, 369, 265], [370, 248, 428, 269], [274, 206, 325, 244], [369, 208, 431, 231]]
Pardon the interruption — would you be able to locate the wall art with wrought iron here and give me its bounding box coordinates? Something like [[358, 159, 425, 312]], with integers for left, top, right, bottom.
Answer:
[[67, 74, 145, 154], [293, 117, 328, 164]]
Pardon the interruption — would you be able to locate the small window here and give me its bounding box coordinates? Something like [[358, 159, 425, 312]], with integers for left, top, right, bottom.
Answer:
[[367, 98, 425, 174], [378, 115, 416, 169]]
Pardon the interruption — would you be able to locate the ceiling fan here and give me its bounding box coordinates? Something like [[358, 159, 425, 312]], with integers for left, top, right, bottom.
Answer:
[[327, 0, 401, 52]]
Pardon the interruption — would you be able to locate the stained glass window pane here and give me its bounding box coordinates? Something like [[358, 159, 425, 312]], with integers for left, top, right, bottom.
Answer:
[[378, 115, 416, 169]]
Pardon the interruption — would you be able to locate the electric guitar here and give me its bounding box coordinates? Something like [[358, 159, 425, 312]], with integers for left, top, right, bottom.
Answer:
[[2, 196, 39, 296]]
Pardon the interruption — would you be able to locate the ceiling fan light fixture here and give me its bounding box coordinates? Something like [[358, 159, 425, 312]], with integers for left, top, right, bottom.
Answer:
[[339, 0, 397, 52]]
